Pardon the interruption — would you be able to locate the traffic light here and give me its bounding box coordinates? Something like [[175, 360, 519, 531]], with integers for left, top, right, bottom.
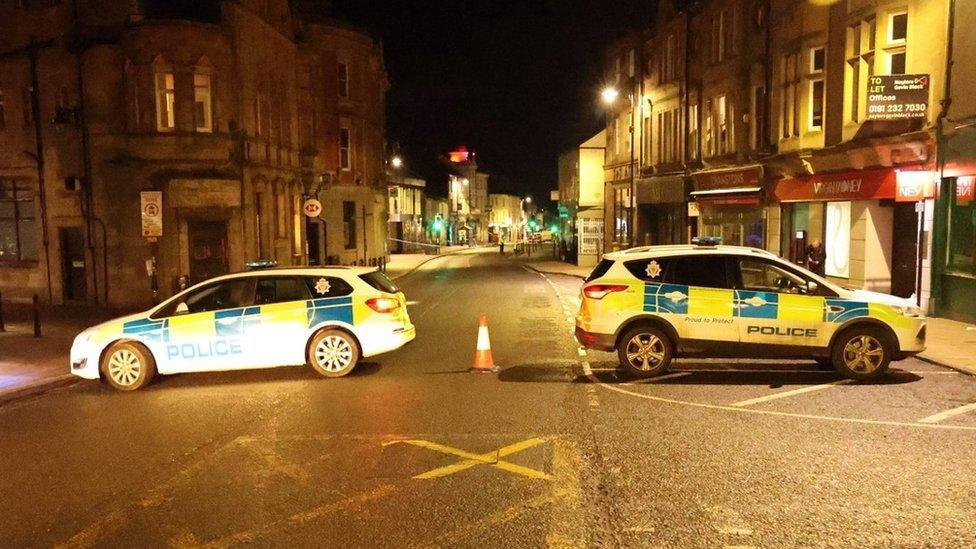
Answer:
[[549, 224, 558, 233], [432, 217, 444, 231], [528, 219, 537, 230]]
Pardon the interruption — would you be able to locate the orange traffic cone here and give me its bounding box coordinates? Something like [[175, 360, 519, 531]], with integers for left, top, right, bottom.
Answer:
[[471, 313, 498, 372]]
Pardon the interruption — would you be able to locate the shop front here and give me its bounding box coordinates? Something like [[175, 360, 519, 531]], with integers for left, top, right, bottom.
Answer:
[[635, 175, 689, 246], [691, 166, 765, 248], [933, 173, 976, 322], [774, 167, 934, 299]]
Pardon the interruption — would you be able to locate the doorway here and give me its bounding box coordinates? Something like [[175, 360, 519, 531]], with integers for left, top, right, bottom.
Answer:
[[306, 217, 325, 266], [891, 202, 919, 298], [59, 227, 87, 302], [188, 220, 228, 285]]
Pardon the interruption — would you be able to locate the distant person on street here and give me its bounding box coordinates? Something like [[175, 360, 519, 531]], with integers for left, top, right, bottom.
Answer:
[[806, 239, 826, 276], [499, 240, 505, 254]]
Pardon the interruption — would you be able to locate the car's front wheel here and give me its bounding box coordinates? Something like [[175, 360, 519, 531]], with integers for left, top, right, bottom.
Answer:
[[617, 326, 674, 378], [101, 341, 156, 391], [830, 326, 893, 381], [307, 329, 360, 378]]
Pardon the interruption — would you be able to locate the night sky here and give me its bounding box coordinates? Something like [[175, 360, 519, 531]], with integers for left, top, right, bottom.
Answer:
[[325, 1, 657, 205]]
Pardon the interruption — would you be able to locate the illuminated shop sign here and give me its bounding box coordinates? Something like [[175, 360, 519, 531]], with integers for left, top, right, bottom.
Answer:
[[693, 167, 762, 191], [957, 176, 976, 205], [774, 169, 896, 202]]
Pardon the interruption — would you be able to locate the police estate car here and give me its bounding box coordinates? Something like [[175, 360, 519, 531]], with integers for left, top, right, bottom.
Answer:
[[70, 267, 415, 390], [575, 240, 926, 381]]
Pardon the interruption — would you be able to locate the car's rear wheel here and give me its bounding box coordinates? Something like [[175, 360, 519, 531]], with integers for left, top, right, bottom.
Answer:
[[101, 341, 156, 391], [617, 326, 673, 378], [830, 326, 893, 381], [308, 329, 360, 378]]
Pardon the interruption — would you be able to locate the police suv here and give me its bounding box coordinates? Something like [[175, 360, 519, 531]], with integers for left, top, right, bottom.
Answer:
[[575, 240, 926, 381], [71, 267, 415, 390]]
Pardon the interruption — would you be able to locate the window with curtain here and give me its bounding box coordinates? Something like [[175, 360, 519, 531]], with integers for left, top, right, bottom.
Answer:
[[0, 180, 37, 262]]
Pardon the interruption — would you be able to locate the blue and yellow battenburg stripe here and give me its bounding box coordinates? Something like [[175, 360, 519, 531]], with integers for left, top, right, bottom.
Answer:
[[122, 317, 170, 342], [119, 297, 358, 341], [642, 282, 879, 324]]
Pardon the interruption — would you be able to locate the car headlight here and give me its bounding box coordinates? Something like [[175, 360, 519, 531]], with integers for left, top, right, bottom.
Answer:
[[891, 304, 924, 318]]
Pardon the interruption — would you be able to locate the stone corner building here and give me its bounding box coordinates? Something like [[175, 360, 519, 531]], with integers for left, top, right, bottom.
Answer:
[[0, 0, 389, 310]]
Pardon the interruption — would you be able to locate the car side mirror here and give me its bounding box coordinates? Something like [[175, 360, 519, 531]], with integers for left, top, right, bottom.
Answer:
[[175, 302, 189, 315]]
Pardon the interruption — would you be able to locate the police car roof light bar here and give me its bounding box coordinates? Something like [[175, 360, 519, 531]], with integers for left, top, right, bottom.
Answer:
[[691, 236, 722, 247], [244, 259, 278, 271]]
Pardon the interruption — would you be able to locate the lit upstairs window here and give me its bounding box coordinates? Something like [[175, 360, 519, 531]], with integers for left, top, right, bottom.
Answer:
[[155, 72, 175, 131]]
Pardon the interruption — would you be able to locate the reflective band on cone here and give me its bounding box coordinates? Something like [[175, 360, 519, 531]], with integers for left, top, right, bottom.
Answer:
[[472, 313, 497, 372]]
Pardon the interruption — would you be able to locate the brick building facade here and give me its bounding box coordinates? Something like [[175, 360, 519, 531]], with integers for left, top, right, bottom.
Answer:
[[0, 0, 389, 310], [602, 0, 951, 309]]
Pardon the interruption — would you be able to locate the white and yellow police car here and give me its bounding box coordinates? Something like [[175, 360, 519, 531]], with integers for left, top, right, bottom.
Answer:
[[575, 240, 926, 381], [70, 266, 415, 390]]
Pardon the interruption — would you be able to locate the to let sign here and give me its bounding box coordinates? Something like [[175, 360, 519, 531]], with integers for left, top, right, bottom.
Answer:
[[866, 74, 929, 120], [140, 191, 162, 237]]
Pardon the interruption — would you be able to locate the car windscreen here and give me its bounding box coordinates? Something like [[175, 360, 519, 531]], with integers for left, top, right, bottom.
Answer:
[[359, 271, 400, 293]]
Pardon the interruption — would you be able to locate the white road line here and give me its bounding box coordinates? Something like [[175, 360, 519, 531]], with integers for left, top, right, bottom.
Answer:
[[670, 368, 833, 374], [731, 379, 854, 407], [624, 372, 693, 385], [918, 402, 976, 424]]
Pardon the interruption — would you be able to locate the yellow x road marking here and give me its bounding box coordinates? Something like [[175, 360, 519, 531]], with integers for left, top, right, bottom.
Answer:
[[383, 437, 551, 480]]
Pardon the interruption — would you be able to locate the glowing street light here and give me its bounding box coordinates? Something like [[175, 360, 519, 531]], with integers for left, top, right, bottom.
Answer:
[[391, 155, 403, 168], [601, 86, 619, 105]]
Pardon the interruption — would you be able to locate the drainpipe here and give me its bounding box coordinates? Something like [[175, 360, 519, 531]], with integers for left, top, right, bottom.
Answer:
[[28, 39, 54, 304], [762, 0, 773, 154], [682, 11, 691, 169], [71, 0, 98, 304], [932, 0, 956, 313]]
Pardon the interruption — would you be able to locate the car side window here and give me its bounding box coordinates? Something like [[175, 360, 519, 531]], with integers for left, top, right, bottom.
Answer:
[[665, 256, 734, 288], [158, 278, 255, 316], [255, 277, 313, 305], [305, 276, 354, 298], [623, 258, 671, 282], [737, 258, 810, 295]]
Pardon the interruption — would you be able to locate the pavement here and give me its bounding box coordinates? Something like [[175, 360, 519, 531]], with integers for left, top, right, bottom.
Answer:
[[2, 250, 976, 546], [0, 303, 116, 404]]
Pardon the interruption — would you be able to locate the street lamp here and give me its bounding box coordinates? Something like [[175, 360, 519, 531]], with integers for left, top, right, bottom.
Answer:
[[600, 85, 635, 248], [519, 195, 533, 246], [390, 155, 403, 169]]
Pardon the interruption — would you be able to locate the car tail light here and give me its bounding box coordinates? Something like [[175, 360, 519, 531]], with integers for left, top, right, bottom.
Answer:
[[366, 297, 401, 313], [582, 284, 628, 299]]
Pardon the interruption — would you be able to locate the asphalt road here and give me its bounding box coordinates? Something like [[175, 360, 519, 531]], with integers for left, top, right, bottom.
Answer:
[[2, 249, 975, 548]]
